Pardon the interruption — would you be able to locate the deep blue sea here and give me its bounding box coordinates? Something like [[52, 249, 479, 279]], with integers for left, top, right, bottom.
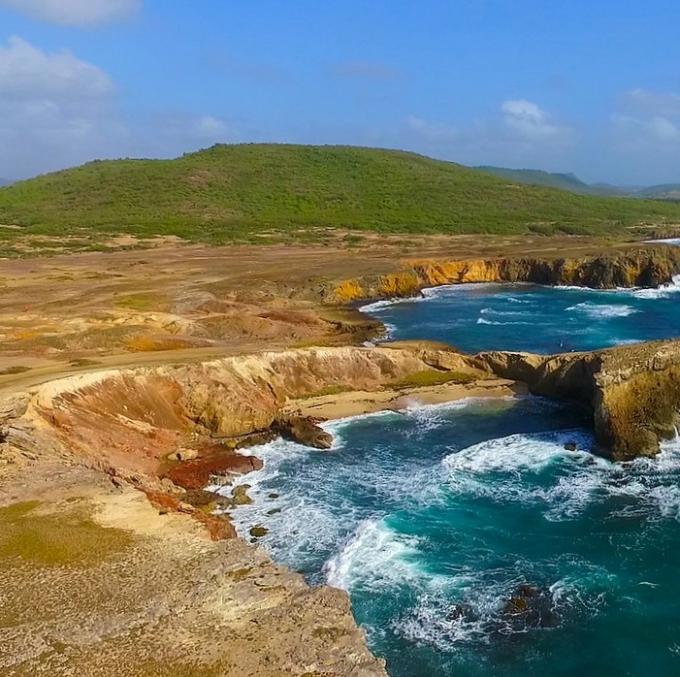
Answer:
[[226, 277, 680, 677], [364, 278, 680, 354]]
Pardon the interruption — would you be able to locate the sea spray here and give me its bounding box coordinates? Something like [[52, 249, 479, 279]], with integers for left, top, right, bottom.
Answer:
[[364, 280, 680, 353], [225, 390, 680, 676]]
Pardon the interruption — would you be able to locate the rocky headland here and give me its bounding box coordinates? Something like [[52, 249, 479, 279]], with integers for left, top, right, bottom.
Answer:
[[4, 242, 680, 674], [327, 247, 680, 304]]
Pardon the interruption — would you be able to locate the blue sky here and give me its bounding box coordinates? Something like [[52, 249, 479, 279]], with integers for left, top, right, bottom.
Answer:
[[1, 0, 680, 183]]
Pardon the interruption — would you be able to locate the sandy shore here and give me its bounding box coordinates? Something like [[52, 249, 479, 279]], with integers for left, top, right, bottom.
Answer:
[[287, 377, 526, 420]]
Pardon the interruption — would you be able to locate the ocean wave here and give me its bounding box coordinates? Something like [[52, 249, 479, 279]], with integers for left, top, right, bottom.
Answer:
[[360, 295, 426, 313], [567, 301, 638, 318], [630, 274, 680, 299], [613, 338, 643, 346], [645, 238, 680, 246], [324, 518, 425, 591], [476, 317, 532, 326], [480, 307, 530, 318], [442, 429, 596, 474], [394, 594, 490, 651], [422, 283, 505, 298], [442, 429, 680, 522], [440, 430, 622, 519], [393, 555, 613, 653]]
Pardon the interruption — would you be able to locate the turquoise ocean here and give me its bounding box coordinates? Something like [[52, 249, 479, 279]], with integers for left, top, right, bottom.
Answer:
[[226, 275, 680, 676]]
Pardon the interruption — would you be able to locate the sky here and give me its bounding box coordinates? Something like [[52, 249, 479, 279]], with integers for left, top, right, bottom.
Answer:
[[1, 0, 680, 184]]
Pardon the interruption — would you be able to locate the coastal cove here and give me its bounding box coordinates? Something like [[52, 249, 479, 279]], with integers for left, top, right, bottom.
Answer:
[[6, 5, 680, 668], [363, 277, 680, 354], [7, 245, 680, 674], [228, 275, 680, 676]]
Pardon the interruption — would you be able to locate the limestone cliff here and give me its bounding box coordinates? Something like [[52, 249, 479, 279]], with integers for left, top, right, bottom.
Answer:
[[326, 247, 680, 304], [476, 340, 680, 461], [6, 345, 481, 488]]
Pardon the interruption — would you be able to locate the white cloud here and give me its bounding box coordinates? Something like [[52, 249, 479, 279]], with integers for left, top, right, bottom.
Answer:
[[0, 37, 121, 176], [612, 89, 680, 150], [0, 36, 238, 178], [405, 115, 458, 142], [193, 115, 229, 139], [624, 88, 680, 117], [501, 99, 567, 142], [612, 113, 680, 148], [648, 116, 680, 142], [0, 36, 113, 99], [0, 0, 140, 27]]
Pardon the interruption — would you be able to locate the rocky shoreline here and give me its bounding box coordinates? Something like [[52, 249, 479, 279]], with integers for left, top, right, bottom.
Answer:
[[5, 245, 680, 674], [326, 246, 680, 304]]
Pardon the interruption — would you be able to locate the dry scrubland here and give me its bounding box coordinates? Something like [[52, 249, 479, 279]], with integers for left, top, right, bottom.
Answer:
[[2, 146, 680, 675], [1, 144, 680, 257]]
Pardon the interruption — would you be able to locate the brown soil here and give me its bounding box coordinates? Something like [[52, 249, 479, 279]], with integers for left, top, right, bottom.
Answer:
[[0, 233, 670, 675], [0, 233, 647, 390]]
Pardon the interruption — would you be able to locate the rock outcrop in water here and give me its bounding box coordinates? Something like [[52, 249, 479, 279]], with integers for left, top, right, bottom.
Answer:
[[274, 416, 334, 449], [477, 339, 680, 460], [326, 247, 680, 303], [3, 345, 484, 491]]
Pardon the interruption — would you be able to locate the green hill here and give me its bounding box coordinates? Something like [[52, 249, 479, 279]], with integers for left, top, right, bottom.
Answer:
[[1, 144, 680, 243], [474, 166, 594, 194], [636, 184, 680, 201]]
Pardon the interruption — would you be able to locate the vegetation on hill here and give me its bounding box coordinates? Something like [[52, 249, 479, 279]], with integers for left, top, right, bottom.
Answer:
[[636, 184, 680, 200], [475, 165, 680, 201], [1, 144, 680, 243], [474, 166, 594, 194]]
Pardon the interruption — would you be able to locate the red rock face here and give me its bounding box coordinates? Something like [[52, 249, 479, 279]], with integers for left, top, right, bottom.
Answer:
[[143, 489, 237, 540], [163, 444, 263, 490]]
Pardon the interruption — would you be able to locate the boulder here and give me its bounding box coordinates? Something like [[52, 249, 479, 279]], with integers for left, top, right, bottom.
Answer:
[[232, 484, 253, 505], [274, 416, 333, 450], [501, 584, 559, 630], [167, 448, 199, 462]]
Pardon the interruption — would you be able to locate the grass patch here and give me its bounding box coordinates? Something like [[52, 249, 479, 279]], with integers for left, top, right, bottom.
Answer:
[[1, 144, 680, 243], [114, 294, 161, 311], [392, 369, 478, 389], [0, 500, 132, 568], [299, 384, 350, 399], [0, 365, 31, 376]]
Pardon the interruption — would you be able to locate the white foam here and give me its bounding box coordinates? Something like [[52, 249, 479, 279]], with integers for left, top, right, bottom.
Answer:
[[422, 283, 505, 297], [567, 302, 638, 318], [395, 594, 489, 651], [325, 519, 425, 590], [630, 274, 680, 299], [480, 307, 529, 318], [645, 238, 680, 246], [440, 429, 627, 520], [442, 429, 595, 474], [360, 294, 427, 313], [476, 317, 531, 326]]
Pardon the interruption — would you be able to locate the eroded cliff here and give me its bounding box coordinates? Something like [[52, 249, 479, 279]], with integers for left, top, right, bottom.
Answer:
[[477, 340, 680, 460], [327, 247, 680, 304]]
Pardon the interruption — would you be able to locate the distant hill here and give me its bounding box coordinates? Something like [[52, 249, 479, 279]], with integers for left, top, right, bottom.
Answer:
[[1, 144, 680, 242], [475, 165, 680, 200], [636, 184, 680, 201], [0, 179, 12, 187], [474, 166, 594, 194]]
